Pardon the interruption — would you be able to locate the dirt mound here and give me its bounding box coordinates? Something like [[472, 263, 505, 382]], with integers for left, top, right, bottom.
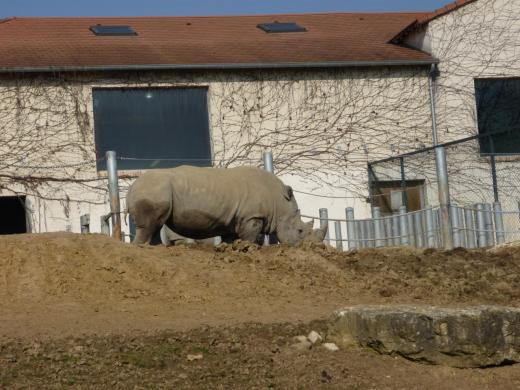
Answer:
[[1, 233, 520, 339]]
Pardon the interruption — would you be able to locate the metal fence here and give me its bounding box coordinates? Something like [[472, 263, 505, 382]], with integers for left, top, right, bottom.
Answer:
[[367, 131, 520, 216], [96, 146, 520, 250], [310, 202, 520, 251]]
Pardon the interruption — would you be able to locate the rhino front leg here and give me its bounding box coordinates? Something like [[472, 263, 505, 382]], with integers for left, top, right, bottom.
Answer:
[[130, 199, 171, 245], [134, 226, 157, 245], [238, 218, 265, 245]]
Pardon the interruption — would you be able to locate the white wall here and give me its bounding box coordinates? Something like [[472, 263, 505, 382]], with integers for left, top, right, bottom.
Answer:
[[0, 66, 432, 243], [403, 0, 520, 211]]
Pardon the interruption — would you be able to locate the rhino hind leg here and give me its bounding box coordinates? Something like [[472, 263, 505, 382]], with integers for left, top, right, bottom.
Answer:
[[238, 217, 265, 245]]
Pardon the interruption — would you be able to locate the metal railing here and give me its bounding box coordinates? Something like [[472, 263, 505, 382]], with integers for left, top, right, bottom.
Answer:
[[93, 149, 520, 251], [308, 201, 520, 251]]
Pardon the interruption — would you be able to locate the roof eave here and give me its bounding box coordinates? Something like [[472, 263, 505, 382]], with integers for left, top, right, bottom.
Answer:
[[416, 0, 479, 26], [0, 59, 439, 74]]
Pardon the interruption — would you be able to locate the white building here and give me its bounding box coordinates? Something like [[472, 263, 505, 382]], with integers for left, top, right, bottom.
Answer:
[[0, 0, 518, 242]]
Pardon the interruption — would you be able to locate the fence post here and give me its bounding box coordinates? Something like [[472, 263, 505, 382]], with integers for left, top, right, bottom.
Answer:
[[368, 220, 377, 248], [345, 207, 357, 250], [464, 207, 476, 249], [399, 157, 408, 210], [334, 221, 343, 251], [262, 150, 274, 174], [483, 203, 495, 247], [362, 220, 369, 248], [106, 151, 122, 241], [407, 212, 416, 247], [262, 150, 277, 245], [451, 205, 462, 248], [475, 203, 487, 247], [80, 214, 90, 234], [357, 220, 365, 248], [493, 202, 505, 245], [425, 208, 436, 248], [435, 146, 453, 250], [384, 216, 393, 248], [319, 208, 330, 245], [414, 211, 424, 248], [372, 207, 385, 248], [457, 207, 466, 248], [399, 205, 409, 246], [392, 212, 401, 246]]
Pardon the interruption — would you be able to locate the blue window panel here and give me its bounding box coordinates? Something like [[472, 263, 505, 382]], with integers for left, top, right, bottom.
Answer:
[[93, 88, 212, 171], [475, 78, 520, 155]]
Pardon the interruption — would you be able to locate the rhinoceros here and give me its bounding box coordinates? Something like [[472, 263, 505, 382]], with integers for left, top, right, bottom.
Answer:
[[126, 165, 327, 245]]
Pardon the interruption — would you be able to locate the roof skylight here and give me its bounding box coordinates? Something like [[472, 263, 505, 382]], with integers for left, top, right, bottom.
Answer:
[[90, 25, 137, 36], [257, 22, 307, 34]]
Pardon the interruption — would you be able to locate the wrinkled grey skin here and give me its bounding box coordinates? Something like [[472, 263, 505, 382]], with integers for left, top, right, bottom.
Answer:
[[126, 165, 327, 246]]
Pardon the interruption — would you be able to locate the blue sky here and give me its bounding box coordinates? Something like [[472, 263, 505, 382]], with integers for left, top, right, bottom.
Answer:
[[2, 0, 451, 17]]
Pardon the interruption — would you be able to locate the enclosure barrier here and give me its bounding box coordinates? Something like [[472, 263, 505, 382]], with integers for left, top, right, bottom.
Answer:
[[79, 214, 90, 234], [106, 150, 122, 241], [262, 150, 278, 245], [305, 201, 518, 251], [100, 148, 518, 250]]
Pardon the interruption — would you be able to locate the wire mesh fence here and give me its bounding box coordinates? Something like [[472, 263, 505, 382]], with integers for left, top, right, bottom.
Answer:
[[367, 132, 520, 217]]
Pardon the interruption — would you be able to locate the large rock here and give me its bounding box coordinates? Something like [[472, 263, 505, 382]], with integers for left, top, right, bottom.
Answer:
[[328, 305, 520, 368]]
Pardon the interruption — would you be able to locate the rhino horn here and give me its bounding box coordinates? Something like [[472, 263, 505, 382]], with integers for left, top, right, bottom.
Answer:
[[315, 225, 328, 241], [306, 219, 314, 228]]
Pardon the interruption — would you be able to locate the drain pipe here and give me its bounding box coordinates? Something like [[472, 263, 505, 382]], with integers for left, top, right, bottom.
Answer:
[[428, 64, 440, 146], [429, 64, 453, 249]]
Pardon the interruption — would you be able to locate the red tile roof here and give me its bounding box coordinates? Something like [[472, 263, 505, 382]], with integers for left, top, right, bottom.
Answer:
[[0, 13, 435, 72]]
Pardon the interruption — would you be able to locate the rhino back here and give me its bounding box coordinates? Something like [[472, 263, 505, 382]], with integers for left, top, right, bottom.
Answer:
[[168, 166, 295, 235]]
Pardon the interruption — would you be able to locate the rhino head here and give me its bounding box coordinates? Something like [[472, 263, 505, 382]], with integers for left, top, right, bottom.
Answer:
[[276, 214, 328, 245]]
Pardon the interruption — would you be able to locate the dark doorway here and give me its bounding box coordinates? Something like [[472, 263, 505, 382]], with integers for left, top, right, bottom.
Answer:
[[0, 196, 27, 234]]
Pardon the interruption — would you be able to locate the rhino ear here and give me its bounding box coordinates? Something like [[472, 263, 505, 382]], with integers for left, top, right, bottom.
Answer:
[[284, 185, 294, 201]]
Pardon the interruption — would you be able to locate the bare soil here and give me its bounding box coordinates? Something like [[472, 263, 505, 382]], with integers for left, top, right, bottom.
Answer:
[[1, 233, 520, 388]]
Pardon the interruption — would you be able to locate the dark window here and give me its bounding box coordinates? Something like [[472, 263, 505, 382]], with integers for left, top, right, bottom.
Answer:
[[93, 88, 212, 170], [0, 196, 27, 234], [257, 22, 307, 33], [90, 25, 137, 36], [475, 78, 520, 154], [370, 180, 425, 216]]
